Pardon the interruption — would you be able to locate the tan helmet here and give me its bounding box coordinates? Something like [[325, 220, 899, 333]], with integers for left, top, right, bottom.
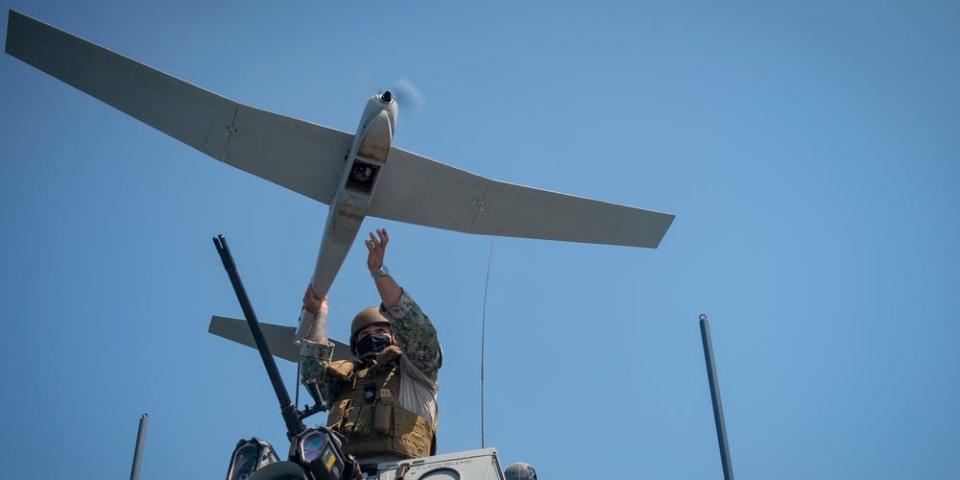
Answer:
[[350, 307, 391, 352]]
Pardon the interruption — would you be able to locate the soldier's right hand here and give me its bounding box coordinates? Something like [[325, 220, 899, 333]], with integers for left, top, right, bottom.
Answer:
[[302, 285, 328, 316]]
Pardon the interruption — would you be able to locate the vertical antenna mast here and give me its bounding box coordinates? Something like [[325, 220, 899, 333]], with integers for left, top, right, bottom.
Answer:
[[129, 413, 148, 480], [480, 237, 495, 448], [699, 313, 736, 480]]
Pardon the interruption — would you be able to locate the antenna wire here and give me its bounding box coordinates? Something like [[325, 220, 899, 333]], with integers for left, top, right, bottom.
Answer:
[[480, 237, 495, 448]]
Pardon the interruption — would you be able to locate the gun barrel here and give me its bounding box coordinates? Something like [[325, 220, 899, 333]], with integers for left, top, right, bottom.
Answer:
[[214, 234, 305, 438]]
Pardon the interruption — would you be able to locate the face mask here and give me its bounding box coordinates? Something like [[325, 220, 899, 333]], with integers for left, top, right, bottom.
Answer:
[[356, 333, 391, 358]]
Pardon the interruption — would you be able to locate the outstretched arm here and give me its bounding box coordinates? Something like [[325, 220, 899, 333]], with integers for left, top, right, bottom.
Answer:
[[298, 289, 340, 409], [366, 228, 402, 308], [366, 229, 442, 382]]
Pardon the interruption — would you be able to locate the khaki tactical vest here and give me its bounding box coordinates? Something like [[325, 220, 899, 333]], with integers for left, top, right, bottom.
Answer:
[[325, 346, 436, 460]]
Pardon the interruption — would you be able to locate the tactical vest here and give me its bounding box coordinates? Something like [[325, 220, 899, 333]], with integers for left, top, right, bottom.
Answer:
[[325, 346, 436, 460]]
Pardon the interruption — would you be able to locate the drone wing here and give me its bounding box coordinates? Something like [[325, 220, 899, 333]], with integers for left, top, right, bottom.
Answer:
[[6, 10, 675, 248], [370, 148, 675, 248], [209, 315, 355, 363], [4, 10, 351, 204]]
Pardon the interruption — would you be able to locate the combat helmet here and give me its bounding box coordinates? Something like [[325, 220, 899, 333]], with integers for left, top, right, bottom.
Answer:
[[350, 307, 391, 354]]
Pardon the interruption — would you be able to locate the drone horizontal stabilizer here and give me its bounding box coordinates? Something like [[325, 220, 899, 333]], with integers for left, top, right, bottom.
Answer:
[[209, 315, 355, 363]]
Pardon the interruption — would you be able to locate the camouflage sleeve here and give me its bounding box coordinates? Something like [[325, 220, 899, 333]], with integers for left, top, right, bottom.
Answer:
[[381, 290, 442, 382], [299, 341, 341, 411]]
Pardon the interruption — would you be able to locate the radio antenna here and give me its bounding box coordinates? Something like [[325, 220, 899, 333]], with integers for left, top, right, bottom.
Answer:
[[699, 313, 736, 480], [129, 413, 148, 480], [480, 237, 495, 448]]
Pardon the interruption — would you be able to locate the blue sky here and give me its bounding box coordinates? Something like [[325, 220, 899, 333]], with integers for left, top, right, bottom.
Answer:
[[1, 1, 958, 478]]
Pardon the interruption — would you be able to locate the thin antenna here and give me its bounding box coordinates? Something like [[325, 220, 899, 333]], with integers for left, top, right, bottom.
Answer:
[[699, 313, 736, 480], [480, 237, 495, 448], [129, 413, 148, 480], [295, 359, 301, 410]]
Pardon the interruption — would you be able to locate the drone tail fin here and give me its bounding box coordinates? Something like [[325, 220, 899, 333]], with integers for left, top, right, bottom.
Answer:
[[209, 315, 353, 363]]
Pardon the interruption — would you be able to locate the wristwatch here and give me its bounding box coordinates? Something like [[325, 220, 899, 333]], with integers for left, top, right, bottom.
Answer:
[[371, 264, 390, 278]]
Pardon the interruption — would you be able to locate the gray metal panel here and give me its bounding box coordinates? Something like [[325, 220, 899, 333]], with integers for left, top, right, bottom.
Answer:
[[5, 11, 350, 204], [209, 315, 355, 363], [369, 147, 675, 248], [376, 448, 505, 480]]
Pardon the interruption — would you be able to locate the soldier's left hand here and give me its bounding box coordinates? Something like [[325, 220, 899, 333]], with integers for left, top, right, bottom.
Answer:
[[302, 285, 328, 316], [365, 228, 389, 272]]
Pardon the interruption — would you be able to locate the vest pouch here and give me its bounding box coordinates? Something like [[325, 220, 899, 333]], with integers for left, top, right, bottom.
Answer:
[[326, 357, 434, 459], [348, 403, 373, 436], [393, 407, 432, 458], [327, 398, 350, 430], [374, 389, 394, 435]]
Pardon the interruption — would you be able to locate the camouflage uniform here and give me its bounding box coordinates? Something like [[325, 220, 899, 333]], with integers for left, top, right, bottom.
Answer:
[[299, 290, 441, 426]]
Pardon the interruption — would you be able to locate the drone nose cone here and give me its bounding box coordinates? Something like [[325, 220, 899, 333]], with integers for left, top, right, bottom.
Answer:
[[380, 90, 393, 103]]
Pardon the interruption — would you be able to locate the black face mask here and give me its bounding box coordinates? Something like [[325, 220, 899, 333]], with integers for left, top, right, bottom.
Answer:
[[355, 333, 391, 358]]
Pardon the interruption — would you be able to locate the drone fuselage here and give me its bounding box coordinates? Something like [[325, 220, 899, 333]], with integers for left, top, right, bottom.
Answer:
[[309, 93, 398, 299]]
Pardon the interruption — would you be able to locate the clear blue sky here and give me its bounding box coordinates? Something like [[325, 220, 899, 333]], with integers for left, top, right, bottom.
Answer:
[[2, 1, 958, 478]]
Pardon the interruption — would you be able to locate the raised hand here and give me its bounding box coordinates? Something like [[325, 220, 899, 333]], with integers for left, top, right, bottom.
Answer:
[[365, 228, 389, 272]]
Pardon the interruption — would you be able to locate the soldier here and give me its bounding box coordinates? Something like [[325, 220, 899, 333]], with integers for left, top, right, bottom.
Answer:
[[296, 228, 441, 471]]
